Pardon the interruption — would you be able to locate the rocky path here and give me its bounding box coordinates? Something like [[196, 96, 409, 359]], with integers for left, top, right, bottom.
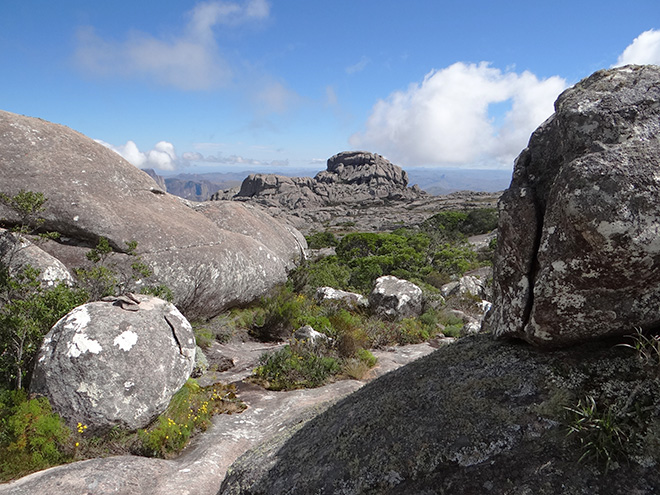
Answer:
[[0, 342, 437, 495]]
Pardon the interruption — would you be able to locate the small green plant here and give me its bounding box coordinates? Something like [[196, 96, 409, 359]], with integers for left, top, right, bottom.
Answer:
[[138, 379, 245, 457], [0, 390, 72, 481], [305, 231, 339, 249], [75, 237, 170, 302], [252, 340, 341, 391], [564, 395, 626, 472], [618, 327, 660, 365]]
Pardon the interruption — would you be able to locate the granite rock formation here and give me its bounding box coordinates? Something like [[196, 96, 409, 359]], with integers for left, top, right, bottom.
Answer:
[[208, 151, 492, 234], [484, 65, 660, 347], [0, 110, 306, 318], [0, 229, 74, 287], [31, 295, 195, 432], [368, 275, 423, 320], [216, 151, 424, 209]]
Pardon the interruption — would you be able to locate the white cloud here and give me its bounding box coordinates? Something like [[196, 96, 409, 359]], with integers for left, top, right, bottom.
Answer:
[[346, 56, 370, 74], [75, 0, 270, 90], [255, 80, 300, 114], [181, 151, 288, 167], [615, 29, 660, 67], [350, 62, 566, 168], [96, 139, 179, 171]]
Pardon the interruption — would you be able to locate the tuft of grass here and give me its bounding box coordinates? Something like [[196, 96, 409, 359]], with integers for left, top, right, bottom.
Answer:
[[618, 327, 660, 365], [564, 395, 626, 472]]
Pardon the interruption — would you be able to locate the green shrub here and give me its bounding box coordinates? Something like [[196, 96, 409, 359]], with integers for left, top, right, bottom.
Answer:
[[193, 325, 214, 350], [356, 348, 377, 368], [305, 231, 339, 249], [250, 285, 312, 341], [0, 267, 88, 390], [253, 341, 341, 391], [290, 256, 351, 295], [0, 390, 71, 481]]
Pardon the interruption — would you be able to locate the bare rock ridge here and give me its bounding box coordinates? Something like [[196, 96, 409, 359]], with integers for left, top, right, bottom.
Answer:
[[0, 110, 306, 318], [212, 151, 501, 234], [484, 64, 660, 348]]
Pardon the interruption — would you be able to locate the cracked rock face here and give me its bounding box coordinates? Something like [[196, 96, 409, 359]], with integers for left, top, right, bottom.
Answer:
[[30, 295, 195, 432], [484, 65, 660, 347]]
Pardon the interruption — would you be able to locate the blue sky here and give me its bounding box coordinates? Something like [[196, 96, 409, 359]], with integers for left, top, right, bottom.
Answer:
[[2, 1, 660, 175]]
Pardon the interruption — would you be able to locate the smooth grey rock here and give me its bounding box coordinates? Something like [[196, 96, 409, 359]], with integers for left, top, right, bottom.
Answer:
[[194, 201, 307, 271], [368, 275, 422, 320], [0, 229, 74, 287], [485, 65, 660, 347], [441, 274, 488, 299], [31, 295, 195, 432], [315, 286, 369, 308], [0, 110, 301, 318]]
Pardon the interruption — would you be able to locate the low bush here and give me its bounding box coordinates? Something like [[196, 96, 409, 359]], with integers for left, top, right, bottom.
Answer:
[[0, 390, 71, 481], [253, 340, 341, 391], [305, 231, 339, 249]]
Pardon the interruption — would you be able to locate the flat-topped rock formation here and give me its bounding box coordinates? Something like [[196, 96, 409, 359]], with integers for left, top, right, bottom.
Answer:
[[212, 151, 502, 234]]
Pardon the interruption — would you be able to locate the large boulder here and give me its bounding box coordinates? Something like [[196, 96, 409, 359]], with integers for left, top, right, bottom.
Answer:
[[484, 65, 660, 347], [0, 110, 305, 318], [30, 295, 195, 432], [368, 275, 423, 320], [194, 201, 307, 270]]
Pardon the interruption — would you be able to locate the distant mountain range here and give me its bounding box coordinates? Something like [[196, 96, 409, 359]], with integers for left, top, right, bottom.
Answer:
[[142, 166, 512, 201]]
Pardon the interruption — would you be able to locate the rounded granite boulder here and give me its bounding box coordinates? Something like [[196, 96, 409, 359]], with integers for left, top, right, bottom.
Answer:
[[30, 294, 195, 432]]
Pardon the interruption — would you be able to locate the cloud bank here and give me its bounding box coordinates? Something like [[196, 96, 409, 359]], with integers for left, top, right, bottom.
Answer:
[[350, 62, 567, 168], [615, 29, 660, 66], [182, 151, 288, 167], [75, 0, 269, 90], [96, 140, 179, 171]]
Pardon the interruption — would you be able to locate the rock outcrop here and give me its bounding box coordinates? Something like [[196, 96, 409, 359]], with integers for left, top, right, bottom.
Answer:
[[208, 151, 490, 235], [485, 65, 660, 347], [219, 334, 660, 494], [0, 110, 306, 318], [368, 275, 423, 320], [216, 151, 424, 209], [31, 295, 195, 432]]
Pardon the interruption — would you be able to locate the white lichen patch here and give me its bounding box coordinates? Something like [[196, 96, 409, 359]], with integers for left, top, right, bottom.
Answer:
[[113, 330, 139, 351], [67, 332, 103, 358], [63, 306, 91, 332]]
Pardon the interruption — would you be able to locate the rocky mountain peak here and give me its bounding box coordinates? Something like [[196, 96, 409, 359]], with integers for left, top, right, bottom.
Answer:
[[318, 151, 409, 187]]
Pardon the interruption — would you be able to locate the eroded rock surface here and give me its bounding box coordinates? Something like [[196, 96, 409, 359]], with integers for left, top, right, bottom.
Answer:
[[216, 151, 423, 209], [31, 295, 195, 432], [485, 65, 660, 347]]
